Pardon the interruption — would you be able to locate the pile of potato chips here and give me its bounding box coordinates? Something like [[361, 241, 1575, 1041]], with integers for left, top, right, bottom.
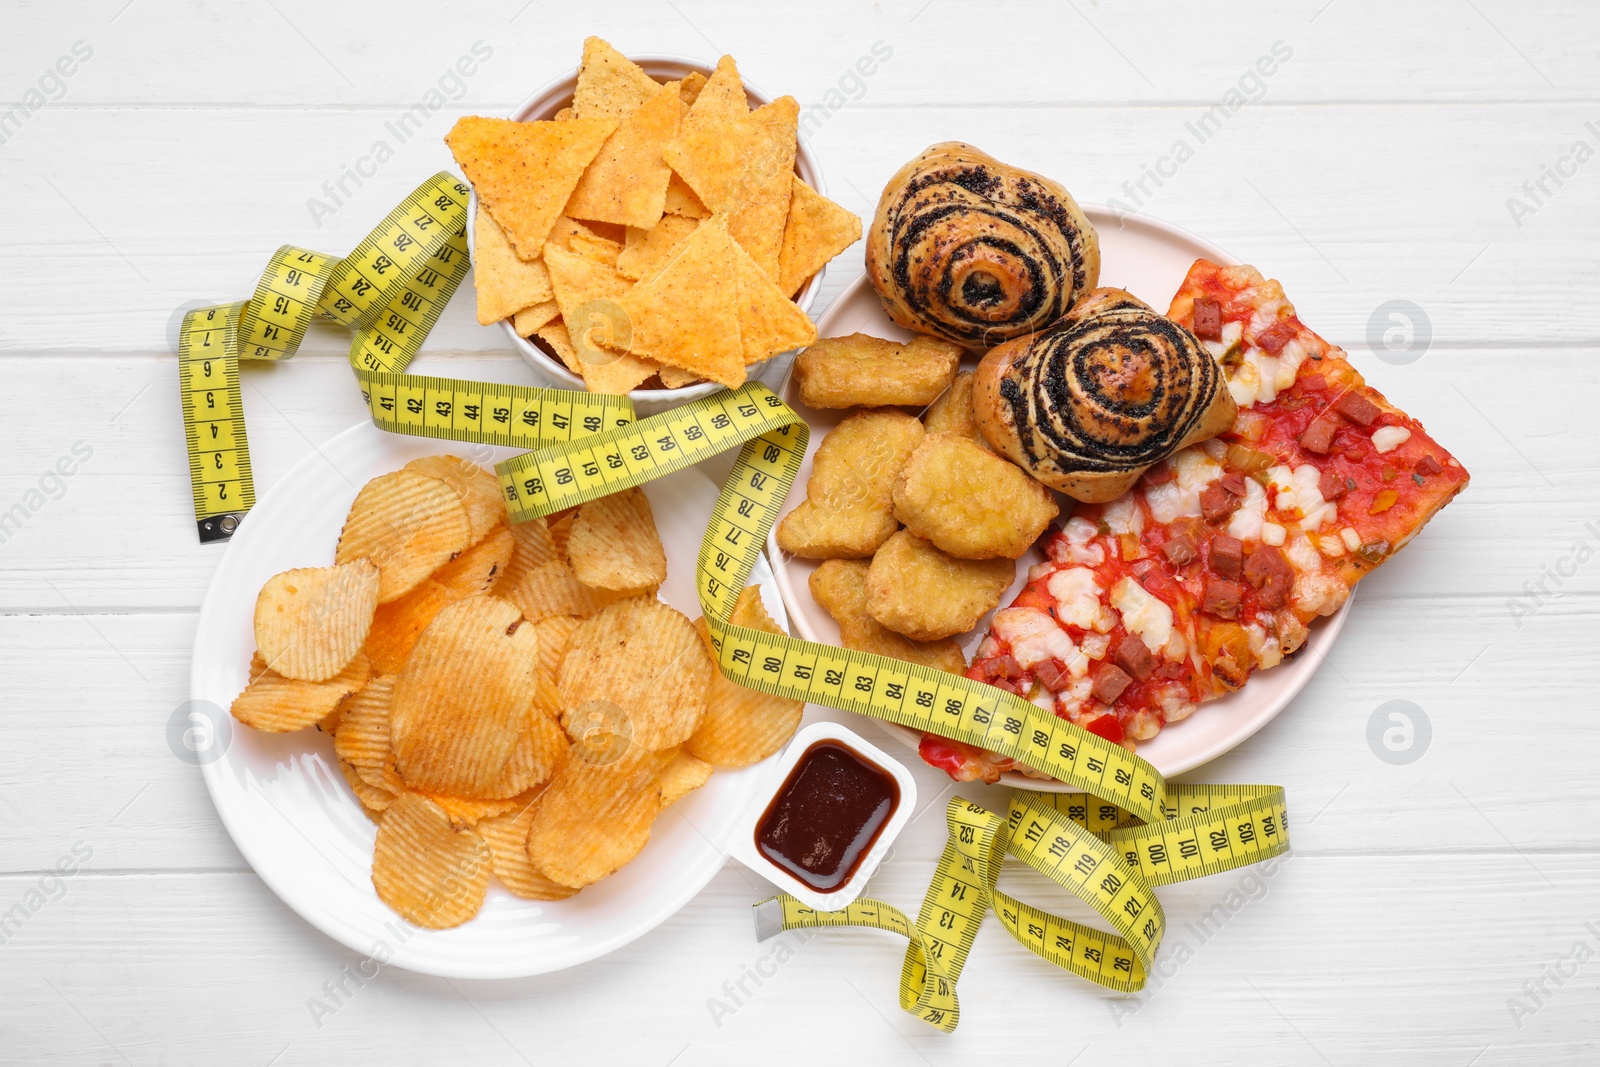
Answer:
[[232, 455, 804, 928], [776, 335, 1061, 666], [450, 37, 862, 393]]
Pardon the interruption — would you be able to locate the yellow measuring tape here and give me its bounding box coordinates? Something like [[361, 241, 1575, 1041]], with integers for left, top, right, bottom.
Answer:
[[177, 173, 633, 542], [488, 381, 1290, 1032], [184, 178, 1289, 1031]]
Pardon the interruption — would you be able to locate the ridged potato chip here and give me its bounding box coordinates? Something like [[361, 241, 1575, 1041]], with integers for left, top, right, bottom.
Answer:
[[334, 674, 397, 791], [687, 588, 803, 767], [336, 470, 472, 603], [567, 487, 667, 592], [371, 793, 493, 929], [558, 597, 711, 751], [477, 797, 578, 900], [525, 746, 665, 889], [659, 748, 714, 806], [531, 615, 580, 687], [776, 409, 924, 559], [339, 758, 394, 819], [548, 511, 576, 557], [390, 596, 566, 798], [499, 559, 614, 623], [892, 433, 1058, 560], [865, 530, 1015, 641], [810, 560, 967, 674], [253, 560, 379, 681], [423, 791, 527, 829], [231, 653, 371, 733], [363, 526, 515, 674], [403, 456, 506, 544]]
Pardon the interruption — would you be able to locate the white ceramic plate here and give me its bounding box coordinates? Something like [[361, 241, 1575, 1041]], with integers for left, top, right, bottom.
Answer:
[[194, 423, 789, 978], [767, 208, 1353, 786]]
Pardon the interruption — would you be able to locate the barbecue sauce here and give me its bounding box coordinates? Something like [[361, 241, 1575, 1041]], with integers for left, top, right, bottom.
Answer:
[[755, 740, 899, 892]]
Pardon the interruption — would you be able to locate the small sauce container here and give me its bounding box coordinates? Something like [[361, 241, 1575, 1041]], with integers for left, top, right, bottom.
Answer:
[[729, 721, 917, 911]]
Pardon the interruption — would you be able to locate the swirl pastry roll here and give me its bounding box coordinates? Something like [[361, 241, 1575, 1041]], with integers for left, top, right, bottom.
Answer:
[[866, 142, 1100, 349], [973, 288, 1236, 502]]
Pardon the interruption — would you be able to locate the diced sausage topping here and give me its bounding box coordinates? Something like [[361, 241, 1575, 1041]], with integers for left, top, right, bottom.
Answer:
[[1319, 468, 1350, 500], [1114, 635, 1155, 681], [1202, 579, 1242, 619], [1298, 373, 1326, 392], [1209, 534, 1244, 578], [1161, 532, 1198, 565], [1091, 664, 1133, 704], [1033, 657, 1070, 692], [1243, 544, 1294, 610], [991, 654, 1023, 680], [1256, 319, 1298, 354], [1299, 416, 1338, 454], [1218, 471, 1248, 497], [1199, 484, 1240, 524], [1414, 454, 1442, 476], [1192, 298, 1223, 341], [1333, 391, 1381, 426]]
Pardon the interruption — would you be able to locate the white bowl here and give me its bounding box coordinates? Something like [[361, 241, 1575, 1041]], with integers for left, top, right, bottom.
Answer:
[[469, 53, 828, 411], [726, 721, 916, 912]]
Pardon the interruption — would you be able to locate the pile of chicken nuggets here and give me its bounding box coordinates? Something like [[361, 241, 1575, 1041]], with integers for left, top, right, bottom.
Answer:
[[777, 333, 1059, 670]]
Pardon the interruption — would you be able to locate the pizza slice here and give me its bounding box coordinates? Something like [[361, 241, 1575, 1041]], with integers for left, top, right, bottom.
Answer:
[[928, 260, 1468, 782]]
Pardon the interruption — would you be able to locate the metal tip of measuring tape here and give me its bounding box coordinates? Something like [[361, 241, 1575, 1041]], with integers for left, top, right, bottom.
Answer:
[[752, 897, 784, 942], [197, 513, 247, 544]]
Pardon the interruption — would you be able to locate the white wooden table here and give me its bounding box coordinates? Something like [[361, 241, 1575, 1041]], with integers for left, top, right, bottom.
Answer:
[[3, 2, 1597, 1063]]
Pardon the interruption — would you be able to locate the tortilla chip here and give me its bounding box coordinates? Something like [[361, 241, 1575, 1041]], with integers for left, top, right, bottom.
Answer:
[[678, 70, 707, 106], [573, 38, 661, 120], [726, 232, 817, 364], [445, 116, 617, 260], [617, 216, 746, 388], [535, 321, 583, 374], [658, 366, 703, 389], [616, 215, 700, 281], [473, 209, 555, 324], [723, 97, 798, 281], [544, 245, 633, 336], [690, 55, 748, 120], [544, 247, 660, 394], [548, 216, 623, 266], [512, 300, 560, 337], [778, 176, 862, 297], [565, 80, 680, 229], [553, 107, 575, 122], [663, 173, 710, 219]]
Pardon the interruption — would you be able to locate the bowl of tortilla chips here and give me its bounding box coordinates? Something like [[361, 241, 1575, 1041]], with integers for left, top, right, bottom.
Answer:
[[451, 37, 861, 407]]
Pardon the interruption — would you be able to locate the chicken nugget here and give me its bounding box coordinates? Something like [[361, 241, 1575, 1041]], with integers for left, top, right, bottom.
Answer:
[[865, 531, 1015, 641], [922, 371, 987, 447], [793, 332, 961, 409], [776, 409, 923, 559], [893, 433, 1059, 560], [809, 559, 967, 673]]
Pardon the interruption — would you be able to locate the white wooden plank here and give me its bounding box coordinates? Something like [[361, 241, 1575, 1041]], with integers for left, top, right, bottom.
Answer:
[[0, 345, 1587, 608], [0, 858, 1593, 1064], [2, 0, 1595, 108], [1, 596, 1594, 874], [3, 102, 1600, 352]]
